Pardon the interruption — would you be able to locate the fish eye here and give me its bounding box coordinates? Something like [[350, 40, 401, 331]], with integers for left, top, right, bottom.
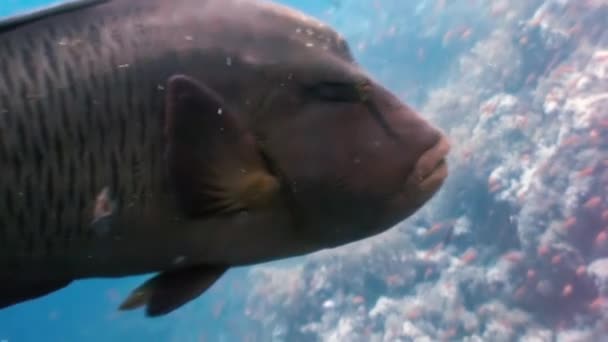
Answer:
[[304, 81, 363, 103]]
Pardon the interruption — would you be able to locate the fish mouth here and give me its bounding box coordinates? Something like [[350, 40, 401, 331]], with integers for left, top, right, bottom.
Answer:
[[406, 135, 451, 192]]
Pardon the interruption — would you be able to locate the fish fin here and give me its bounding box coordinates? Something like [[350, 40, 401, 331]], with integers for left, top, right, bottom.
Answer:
[[118, 265, 227, 317], [165, 75, 280, 217], [0, 279, 72, 309], [0, 0, 109, 33]]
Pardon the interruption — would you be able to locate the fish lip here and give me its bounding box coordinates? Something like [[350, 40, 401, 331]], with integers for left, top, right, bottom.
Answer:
[[406, 135, 451, 188], [418, 158, 448, 191]]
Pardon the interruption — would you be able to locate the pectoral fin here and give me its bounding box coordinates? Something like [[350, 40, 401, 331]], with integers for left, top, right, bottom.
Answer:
[[118, 265, 228, 317], [165, 75, 280, 217]]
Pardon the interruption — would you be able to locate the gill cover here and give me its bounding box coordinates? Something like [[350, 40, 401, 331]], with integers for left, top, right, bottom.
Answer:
[[164, 75, 280, 217]]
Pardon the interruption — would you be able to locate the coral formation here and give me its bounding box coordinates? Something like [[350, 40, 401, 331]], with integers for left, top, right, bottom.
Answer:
[[245, 0, 608, 340]]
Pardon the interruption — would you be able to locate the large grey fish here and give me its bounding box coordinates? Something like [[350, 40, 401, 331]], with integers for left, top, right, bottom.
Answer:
[[0, 0, 450, 317]]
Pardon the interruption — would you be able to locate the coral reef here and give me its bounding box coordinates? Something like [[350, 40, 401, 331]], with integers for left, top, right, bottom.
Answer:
[[245, 0, 608, 340]]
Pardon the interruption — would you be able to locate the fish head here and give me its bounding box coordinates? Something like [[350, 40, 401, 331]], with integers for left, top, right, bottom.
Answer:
[[200, 2, 452, 247], [166, 0, 450, 250]]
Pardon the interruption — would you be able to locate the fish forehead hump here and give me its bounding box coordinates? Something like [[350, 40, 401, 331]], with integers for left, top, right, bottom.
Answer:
[[165, 0, 355, 64]]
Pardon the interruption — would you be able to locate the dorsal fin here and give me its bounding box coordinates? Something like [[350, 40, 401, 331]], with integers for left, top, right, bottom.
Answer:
[[0, 0, 109, 33]]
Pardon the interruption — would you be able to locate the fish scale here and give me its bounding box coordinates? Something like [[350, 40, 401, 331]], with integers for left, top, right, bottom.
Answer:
[[0, 6, 165, 260]]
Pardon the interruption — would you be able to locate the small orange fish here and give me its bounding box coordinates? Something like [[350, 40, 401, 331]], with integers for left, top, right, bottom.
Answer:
[[385, 274, 401, 287], [529, 14, 546, 27], [601, 209, 608, 222], [555, 320, 569, 332], [488, 177, 502, 193], [490, 4, 507, 17], [519, 36, 529, 45], [514, 286, 527, 300], [589, 297, 606, 312], [576, 265, 587, 277], [590, 129, 601, 144], [461, 248, 477, 264], [441, 327, 458, 341], [554, 65, 576, 76], [562, 135, 581, 147], [537, 245, 550, 257], [502, 251, 524, 263], [524, 74, 537, 86], [594, 231, 608, 246], [584, 196, 602, 209], [596, 119, 608, 129], [352, 296, 365, 305], [593, 52, 608, 62], [577, 167, 594, 178], [567, 24, 582, 36], [517, 190, 528, 203], [564, 217, 577, 230], [407, 307, 422, 320], [562, 284, 573, 297], [515, 116, 529, 129], [481, 103, 497, 116], [442, 30, 454, 45], [426, 222, 445, 235]]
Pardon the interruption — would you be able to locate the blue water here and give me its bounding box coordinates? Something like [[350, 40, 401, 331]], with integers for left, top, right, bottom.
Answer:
[[1, 0, 65, 17]]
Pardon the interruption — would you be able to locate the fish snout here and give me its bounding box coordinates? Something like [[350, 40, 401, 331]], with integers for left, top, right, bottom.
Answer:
[[371, 82, 450, 195], [406, 128, 451, 193]]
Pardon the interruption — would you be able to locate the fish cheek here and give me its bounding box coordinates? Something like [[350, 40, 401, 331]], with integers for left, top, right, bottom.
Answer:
[[259, 100, 405, 230], [164, 75, 281, 218]]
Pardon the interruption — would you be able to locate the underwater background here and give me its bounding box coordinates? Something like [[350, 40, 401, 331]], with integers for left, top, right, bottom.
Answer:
[[1, 0, 608, 341]]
